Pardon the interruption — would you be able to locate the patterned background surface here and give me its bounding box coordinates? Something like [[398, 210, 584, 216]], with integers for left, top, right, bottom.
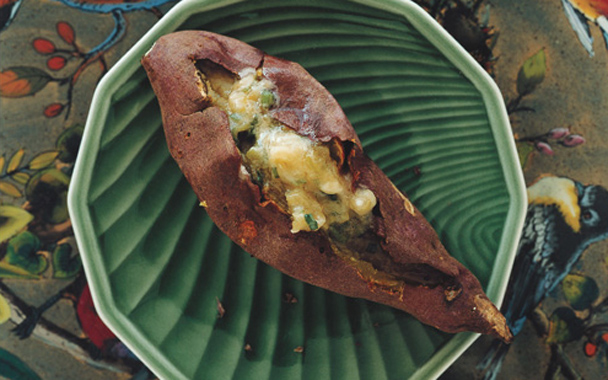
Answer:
[[1, 0, 607, 379]]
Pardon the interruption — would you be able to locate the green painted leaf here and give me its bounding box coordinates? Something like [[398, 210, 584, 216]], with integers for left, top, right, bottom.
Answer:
[[55, 125, 84, 163], [0, 181, 22, 198], [515, 141, 535, 169], [0, 155, 5, 174], [0, 205, 33, 243], [11, 172, 30, 185], [25, 168, 70, 224], [0, 294, 10, 324], [546, 307, 584, 344], [52, 243, 81, 279], [0, 348, 42, 380], [28, 150, 59, 170], [0, 262, 40, 279], [562, 274, 599, 311], [7, 149, 25, 173], [517, 49, 546, 96], [5, 231, 48, 275]]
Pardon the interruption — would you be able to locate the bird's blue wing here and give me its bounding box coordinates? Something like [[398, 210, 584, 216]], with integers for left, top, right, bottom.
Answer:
[[561, 0, 594, 56], [51, 0, 176, 14], [501, 204, 561, 335]]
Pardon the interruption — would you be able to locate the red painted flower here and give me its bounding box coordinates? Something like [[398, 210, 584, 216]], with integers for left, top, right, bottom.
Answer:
[[77, 285, 116, 349], [547, 127, 570, 140], [47, 56, 66, 71], [561, 134, 586, 147], [44, 103, 64, 118], [33, 38, 56, 54], [584, 341, 597, 357], [56, 22, 75, 45], [535, 141, 554, 156]]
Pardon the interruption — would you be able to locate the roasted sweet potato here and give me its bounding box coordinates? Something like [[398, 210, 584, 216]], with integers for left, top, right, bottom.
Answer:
[[142, 30, 512, 342]]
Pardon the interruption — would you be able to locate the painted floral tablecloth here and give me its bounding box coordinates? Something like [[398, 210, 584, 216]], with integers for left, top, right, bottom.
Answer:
[[1, 0, 607, 379]]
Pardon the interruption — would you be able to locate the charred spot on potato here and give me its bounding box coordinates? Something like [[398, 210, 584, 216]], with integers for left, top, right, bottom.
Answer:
[[336, 140, 356, 174], [235, 129, 256, 153], [334, 232, 456, 289], [238, 220, 258, 245], [365, 242, 378, 254], [282, 292, 298, 304], [195, 60, 237, 98], [444, 285, 463, 302], [195, 71, 208, 98]]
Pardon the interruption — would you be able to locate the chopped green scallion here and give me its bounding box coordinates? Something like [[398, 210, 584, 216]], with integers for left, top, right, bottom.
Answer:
[[304, 214, 318, 230], [250, 115, 259, 127], [255, 170, 264, 185], [261, 89, 275, 108]]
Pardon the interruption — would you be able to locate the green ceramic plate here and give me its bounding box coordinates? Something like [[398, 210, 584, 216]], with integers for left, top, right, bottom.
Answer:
[[68, 0, 527, 379]]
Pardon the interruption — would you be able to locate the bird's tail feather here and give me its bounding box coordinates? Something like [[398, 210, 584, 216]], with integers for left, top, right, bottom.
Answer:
[[476, 339, 510, 380], [597, 15, 608, 50], [560, 0, 594, 56]]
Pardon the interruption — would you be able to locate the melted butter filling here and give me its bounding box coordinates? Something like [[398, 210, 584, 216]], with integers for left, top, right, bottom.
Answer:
[[199, 64, 376, 233]]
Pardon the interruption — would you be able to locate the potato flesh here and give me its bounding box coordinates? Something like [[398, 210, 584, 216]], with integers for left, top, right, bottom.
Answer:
[[199, 65, 440, 290], [203, 67, 377, 233]]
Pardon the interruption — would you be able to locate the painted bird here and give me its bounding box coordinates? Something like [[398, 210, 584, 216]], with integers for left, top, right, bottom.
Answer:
[[477, 176, 608, 380], [561, 0, 608, 56], [0, 0, 23, 31]]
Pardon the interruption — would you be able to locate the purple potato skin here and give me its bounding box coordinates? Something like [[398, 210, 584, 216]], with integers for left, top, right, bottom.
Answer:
[[142, 30, 512, 342]]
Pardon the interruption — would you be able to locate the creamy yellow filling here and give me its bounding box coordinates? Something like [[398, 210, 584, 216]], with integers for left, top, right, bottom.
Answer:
[[196, 62, 456, 294], [204, 67, 377, 233]]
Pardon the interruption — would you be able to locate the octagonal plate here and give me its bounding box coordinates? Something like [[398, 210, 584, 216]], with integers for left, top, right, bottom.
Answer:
[[68, 0, 527, 379]]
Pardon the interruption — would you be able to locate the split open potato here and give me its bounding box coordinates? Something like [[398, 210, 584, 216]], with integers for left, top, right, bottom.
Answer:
[[142, 30, 512, 342]]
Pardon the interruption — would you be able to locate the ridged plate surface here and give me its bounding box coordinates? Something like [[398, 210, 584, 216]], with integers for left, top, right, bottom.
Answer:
[[69, 0, 526, 379]]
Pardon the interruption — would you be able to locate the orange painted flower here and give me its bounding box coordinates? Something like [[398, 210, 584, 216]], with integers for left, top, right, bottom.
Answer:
[[0, 70, 31, 98], [569, 0, 608, 20], [0, 67, 52, 98]]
